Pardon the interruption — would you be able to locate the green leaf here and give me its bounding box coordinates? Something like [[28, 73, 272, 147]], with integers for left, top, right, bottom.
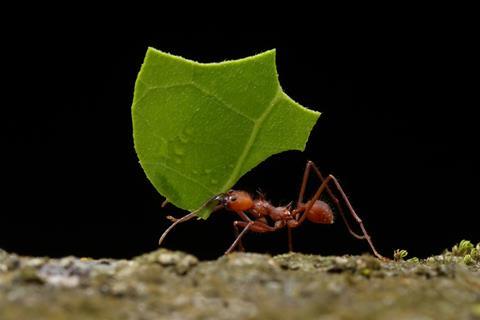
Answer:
[[132, 48, 320, 218]]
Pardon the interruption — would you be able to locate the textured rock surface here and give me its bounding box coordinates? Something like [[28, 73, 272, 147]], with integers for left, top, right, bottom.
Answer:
[[1, 247, 479, 320]]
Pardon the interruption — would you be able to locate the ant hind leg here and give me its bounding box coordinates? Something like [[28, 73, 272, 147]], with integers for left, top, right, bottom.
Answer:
[[326, 174, 387, 260], [298, 161, 364, 239], [296, 161, 387, 260]]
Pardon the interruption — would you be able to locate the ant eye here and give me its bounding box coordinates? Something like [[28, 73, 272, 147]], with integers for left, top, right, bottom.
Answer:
[[230, 197, 237, 201]]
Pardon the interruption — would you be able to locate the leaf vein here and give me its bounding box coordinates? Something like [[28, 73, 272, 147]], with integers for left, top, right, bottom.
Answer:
[[191, 83, 256, 122], [220, 90, 282, 191], [138, 81, 255, 122]]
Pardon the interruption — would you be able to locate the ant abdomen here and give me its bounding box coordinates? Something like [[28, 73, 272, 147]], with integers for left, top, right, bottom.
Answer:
[[304, 200, 334, 224]]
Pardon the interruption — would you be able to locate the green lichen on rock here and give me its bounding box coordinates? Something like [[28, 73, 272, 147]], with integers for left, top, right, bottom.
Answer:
[[1, 242, 480, 319]]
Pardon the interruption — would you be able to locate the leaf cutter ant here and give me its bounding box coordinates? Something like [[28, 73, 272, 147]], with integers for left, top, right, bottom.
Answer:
[[159, 161, 386, 260]]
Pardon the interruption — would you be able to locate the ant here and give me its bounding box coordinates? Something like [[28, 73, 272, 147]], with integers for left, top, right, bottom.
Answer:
[[158, 161, 386, 260]]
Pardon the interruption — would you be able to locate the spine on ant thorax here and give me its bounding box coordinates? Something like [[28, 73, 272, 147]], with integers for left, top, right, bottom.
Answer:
[[250, 199, 292, 221]]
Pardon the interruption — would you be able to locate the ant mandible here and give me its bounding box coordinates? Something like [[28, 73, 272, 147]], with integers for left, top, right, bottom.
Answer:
[[158, 161, 386, 260]]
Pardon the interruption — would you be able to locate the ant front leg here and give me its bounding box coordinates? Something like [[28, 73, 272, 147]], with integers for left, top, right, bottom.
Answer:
[[225, 221, 254, 254], [233, 221, 246, 252], [225, 219, 279, 254], [230, 210, 254, 252]]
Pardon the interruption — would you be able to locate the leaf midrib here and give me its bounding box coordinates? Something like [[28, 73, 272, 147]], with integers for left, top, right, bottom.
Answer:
[[220, 89, 282, 192]]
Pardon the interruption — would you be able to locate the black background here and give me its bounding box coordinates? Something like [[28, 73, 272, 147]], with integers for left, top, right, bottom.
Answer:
[[3, 25, 478, 260]]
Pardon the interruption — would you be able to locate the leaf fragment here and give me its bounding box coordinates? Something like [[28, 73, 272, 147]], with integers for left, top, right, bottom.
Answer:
[[132, 48, 320, 218]]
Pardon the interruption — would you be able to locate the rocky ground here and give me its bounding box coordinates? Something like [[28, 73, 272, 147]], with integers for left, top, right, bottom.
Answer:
[[1, 241, 479, 320]]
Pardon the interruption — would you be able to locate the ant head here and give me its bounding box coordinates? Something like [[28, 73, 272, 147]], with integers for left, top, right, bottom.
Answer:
[[218, 190, 253, 212]]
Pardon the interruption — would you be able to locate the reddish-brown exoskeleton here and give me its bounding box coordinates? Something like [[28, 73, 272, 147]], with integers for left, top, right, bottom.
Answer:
[[158, 161, 385, 259]]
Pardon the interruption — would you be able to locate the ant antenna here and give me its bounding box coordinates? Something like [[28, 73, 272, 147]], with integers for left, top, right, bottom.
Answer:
[[158, 194, 224, 246]]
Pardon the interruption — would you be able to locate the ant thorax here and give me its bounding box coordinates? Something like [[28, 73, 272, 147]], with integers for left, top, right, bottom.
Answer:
[[250, 199, 271, 218], [251, 199, 292, 221]]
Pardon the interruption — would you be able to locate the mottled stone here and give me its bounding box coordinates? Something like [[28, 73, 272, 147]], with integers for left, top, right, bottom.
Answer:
[[0, 245, 479, 320]]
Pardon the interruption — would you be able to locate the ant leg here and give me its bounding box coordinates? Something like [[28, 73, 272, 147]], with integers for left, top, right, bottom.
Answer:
[[326, 174, 386, 260], [288, 204, 307, 251], [289, 161, 318, 252], [297, 161, 364, 239], [225, 221, 254, 254], [225, 220, 280, 254], [297, 173, 385, 260], [287, 227, 294, 252], [229, 211, 255, 253], [233, 221, 246, 252]]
